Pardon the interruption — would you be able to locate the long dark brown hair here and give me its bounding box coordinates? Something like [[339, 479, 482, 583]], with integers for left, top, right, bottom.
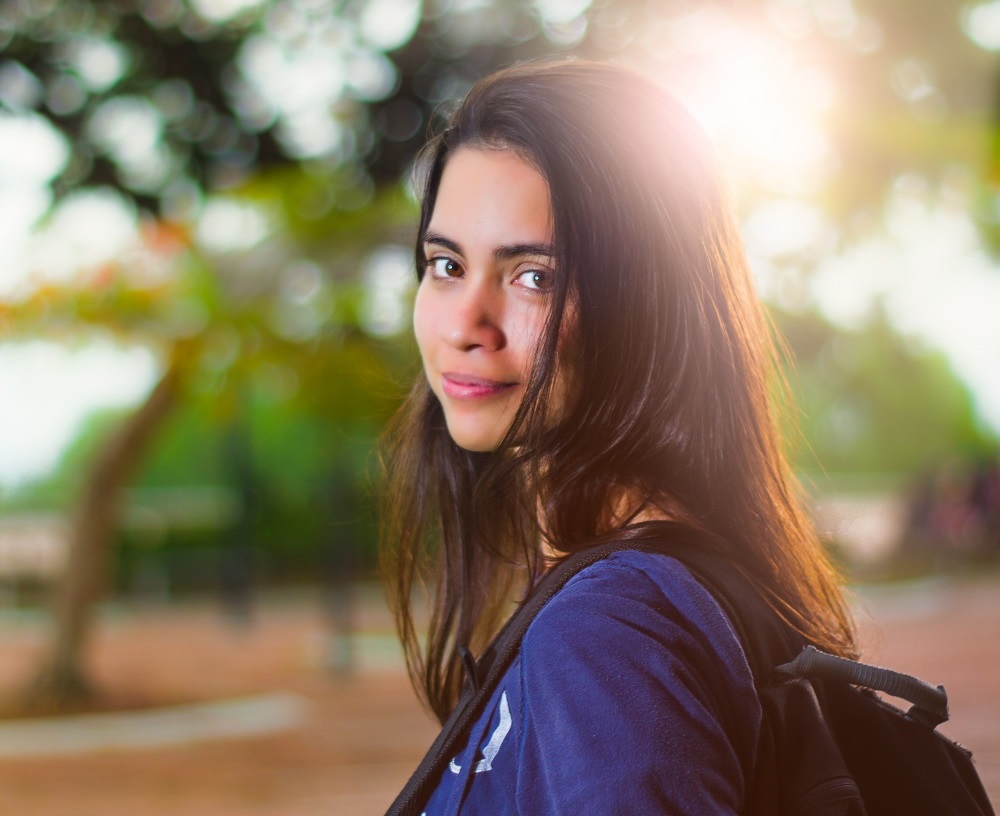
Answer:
[[381, 59, 856, 723]]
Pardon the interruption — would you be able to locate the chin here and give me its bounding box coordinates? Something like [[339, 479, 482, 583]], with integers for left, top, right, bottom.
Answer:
[[444, 420, 504, 453], [449, 434, 502, 453]]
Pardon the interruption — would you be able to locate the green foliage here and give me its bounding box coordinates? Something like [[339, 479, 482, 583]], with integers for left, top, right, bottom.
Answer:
[[775, 306, 995, 478]]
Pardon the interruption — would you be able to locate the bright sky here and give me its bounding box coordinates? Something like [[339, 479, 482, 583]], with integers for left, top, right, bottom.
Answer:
[[812, 197, 1000, 430], [3, 1, 1000, 491], [0, 340, 157, 488]]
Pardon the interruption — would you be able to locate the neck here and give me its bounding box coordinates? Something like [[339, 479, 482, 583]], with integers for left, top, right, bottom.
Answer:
[[538, 490, 696, 569]]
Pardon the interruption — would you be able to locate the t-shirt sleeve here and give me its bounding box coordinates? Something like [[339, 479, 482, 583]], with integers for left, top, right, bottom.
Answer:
[[513, 553, 759, 815]]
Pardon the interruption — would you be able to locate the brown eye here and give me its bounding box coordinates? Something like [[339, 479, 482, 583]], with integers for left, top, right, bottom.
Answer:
[[428, 257, 462, 278], [515, 268, 554, 291]]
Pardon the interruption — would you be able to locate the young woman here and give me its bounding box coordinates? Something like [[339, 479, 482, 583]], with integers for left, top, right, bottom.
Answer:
[[381, 59, 856, 814]]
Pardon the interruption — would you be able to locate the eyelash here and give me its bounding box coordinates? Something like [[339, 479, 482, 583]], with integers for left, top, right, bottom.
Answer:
[[424, 256, 555, 293]]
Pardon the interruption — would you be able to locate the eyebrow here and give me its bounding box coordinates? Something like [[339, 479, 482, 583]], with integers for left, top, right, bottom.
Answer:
[[423, 231, 556, 262]]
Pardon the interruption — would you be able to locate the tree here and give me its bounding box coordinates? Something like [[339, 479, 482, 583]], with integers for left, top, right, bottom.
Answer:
[[25, 349, 184, 709], [7, 174, 416, 710]]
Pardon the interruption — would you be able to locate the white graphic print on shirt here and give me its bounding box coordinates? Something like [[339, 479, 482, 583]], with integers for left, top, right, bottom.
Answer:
[[448, 691, 511, 775]]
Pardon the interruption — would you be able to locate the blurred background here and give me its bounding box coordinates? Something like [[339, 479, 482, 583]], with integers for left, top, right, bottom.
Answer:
[[1, 0, 999, 813]]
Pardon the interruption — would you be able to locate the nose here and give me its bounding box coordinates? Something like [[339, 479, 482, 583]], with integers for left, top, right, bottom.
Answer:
[[442, 280, 505, 352]]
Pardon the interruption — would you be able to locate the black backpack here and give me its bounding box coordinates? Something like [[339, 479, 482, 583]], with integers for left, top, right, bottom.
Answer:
[[386, 530, 995, 816]]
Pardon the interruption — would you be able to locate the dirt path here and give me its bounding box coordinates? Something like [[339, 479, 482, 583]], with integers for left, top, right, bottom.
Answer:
[[0, 576, 996, 814]]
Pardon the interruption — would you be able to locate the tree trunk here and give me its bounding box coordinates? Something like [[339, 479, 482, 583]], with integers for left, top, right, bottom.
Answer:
[[21, 352, 184, 714]]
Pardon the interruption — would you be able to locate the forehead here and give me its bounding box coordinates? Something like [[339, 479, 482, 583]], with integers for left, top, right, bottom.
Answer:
[[427, 147, 553, 248]]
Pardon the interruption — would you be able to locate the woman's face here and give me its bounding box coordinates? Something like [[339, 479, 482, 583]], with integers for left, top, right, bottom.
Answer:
[[414, 147, 565, 452]]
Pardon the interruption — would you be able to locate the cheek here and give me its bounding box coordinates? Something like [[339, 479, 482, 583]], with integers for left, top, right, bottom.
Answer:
[[507, 304, 549, 356], [501, 304, 569, 384]]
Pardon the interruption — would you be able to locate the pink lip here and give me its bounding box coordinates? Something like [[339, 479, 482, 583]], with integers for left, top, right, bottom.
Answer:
[[441, 372, 517, 400]]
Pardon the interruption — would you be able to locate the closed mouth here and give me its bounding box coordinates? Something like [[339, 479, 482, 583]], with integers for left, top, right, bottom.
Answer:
[[441, 372, 518, 399], [443, 373, 517, 388]]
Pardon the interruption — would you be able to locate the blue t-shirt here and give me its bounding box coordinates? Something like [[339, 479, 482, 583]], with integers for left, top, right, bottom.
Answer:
[[420, 550, 761, 815]]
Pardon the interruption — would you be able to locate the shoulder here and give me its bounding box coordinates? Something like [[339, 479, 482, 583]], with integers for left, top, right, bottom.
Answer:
[[525, 549, 751, 679], [512, 548, 760, 812]]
